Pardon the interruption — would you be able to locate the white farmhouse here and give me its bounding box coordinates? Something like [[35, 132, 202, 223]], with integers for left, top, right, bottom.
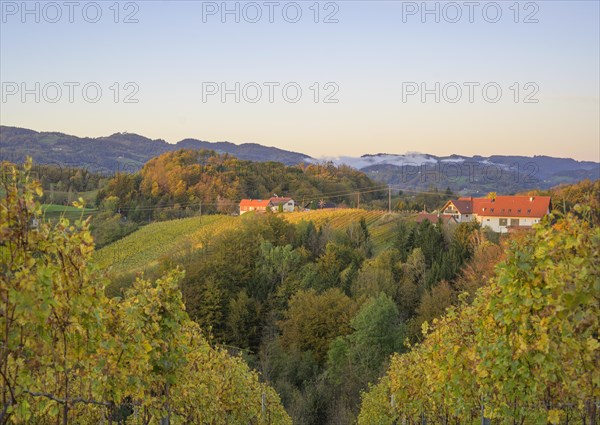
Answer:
[[441, 196, 552, 233], [269, 197, 295, 212]]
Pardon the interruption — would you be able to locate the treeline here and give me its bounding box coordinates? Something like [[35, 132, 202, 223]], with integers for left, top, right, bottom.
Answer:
[[96, 149, 382, 222], [4, 162, 108, 204], [358, 209, 599, 425], [150, 205, 502, 423], [0, 160, 291, 424]]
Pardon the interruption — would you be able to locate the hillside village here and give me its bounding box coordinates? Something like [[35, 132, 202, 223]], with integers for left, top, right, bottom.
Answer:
[[240, 194, 552, 234], [419, 195, 552, 233]]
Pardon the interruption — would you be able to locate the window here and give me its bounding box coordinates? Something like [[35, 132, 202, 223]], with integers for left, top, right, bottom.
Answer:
[[499, 218, 508, 226], [510, 218, 520, 227]]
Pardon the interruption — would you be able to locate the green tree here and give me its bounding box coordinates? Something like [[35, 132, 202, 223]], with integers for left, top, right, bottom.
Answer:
[[0, 159, 292, 424], [359, 210, 599, 425], [328, 293, 404, 385], [279, 289, 357, 364]]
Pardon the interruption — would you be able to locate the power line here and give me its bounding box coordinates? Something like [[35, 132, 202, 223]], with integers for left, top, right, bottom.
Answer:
[[112, 185, 392, 212], [41, 184, 457, 216]]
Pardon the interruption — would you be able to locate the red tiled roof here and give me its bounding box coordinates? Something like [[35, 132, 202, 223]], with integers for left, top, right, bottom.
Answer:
[[269, 197, 293, 205], [472, 196, 551, 218], [445, 196, 551, 218], [239, 199, 271, 208]]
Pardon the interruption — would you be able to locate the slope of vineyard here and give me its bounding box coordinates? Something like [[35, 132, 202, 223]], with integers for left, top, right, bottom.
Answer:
[[94, 215, 237, 275], [95, 210, 412, 277], [284, 209, 409, 252]]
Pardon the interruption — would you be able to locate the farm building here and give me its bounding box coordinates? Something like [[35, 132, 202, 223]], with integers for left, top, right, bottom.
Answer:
[[441, 195, 551, 233]]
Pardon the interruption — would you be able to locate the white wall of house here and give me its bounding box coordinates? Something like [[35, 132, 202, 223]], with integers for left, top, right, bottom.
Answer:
[[282, 201, 294, 212], [240, 206, 269, 215], [477, 216, 541, 233], [457, 213, 473, 223], [272, 200, 295, 212], [443, 204, 472, 223]]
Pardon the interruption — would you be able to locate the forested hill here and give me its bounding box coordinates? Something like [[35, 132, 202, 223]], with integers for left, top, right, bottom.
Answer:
[[97, 149, 381, 221], [2, 125, 597, 195], [0, 125, 312, 172]]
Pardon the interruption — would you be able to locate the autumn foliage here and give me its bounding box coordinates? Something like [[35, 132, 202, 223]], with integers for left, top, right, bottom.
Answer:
[[358, 208, 599, 424], [0, 159, 291, 424]]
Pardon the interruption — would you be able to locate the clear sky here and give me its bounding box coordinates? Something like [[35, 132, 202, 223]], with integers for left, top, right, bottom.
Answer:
[[1, 0, 599, 161]]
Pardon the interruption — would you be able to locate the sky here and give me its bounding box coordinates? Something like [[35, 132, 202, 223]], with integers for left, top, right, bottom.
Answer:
[[1, 0, 599, 161]]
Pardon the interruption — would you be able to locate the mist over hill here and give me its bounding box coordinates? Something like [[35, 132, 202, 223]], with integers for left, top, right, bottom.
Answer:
[[1, 125, 597, 194]]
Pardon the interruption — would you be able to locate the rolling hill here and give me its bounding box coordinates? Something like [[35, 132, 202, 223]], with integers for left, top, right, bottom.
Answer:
[[0, 125, 312, 173], [94, 209, 408, 278], [2, 125, 597, 195]]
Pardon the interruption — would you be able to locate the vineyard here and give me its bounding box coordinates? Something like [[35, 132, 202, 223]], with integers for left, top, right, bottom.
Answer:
[[94, 209, 412, 277], [284, 209, 407, 252], [94, 215, 238, 275]]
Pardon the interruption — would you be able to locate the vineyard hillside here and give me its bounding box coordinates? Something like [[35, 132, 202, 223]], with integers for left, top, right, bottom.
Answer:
[[94, 215, 238, 275], [95, 209, 411, 277]]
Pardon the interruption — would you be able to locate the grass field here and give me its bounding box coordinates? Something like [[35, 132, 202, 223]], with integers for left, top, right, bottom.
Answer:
[[41, 204, 97, 221], [94, 209, 413, 278], [41, 189, 99, 206]]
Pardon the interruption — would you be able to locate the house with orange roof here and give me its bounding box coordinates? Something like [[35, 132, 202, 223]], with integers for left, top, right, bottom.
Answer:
[[239, 199, 272, 215], [239, 196, 296, 214], [441, 195, 551, 233]]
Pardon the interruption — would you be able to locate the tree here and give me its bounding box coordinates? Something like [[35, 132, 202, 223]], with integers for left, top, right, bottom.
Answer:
[[0, 159, 292, 424], [226, 291, 262, 350], [257, 243, 302, 301], [350, 259, 397, 303], [279, 289, 357, 364], [1, 159, 110, 424], [414, 280, 455, 327], [396, 248, 426, 321], [328, 293, 405, 385], [358, 210, 599, 425], [475, 209, 600, 423]]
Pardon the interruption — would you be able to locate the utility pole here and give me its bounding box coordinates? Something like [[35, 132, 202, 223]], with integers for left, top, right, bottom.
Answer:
[[388, 185, 391, 213]]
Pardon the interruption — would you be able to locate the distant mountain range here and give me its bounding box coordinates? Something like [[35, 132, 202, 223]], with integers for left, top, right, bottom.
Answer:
[[0, 126, 311, 172], [325, 153, 599, 195], [1, 125, 598, 195]]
